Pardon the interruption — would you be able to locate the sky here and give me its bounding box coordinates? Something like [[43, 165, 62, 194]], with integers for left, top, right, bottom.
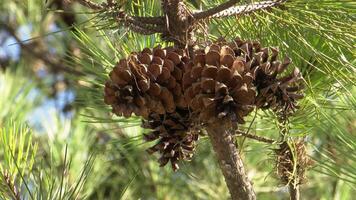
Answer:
[[1, 23, 76, 131]]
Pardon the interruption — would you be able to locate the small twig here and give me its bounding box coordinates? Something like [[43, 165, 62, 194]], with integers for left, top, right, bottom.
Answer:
[[7, 145, 35, 200], [123, 15, 165, 32], [236, 130, 276, 144], [2, 171, 20, 200], [289, 184, 300, 200], [75, 0, 105, 10], [117, 15, 164, 35], [193, 0, 240, 20], [76, 0, 165, 25], [0, 23, 83, 75], [73, 0, 288, 47], [211, 0, 287, 18], [239, 108, 258, 153], [125, 24, 161, 35], [76, 0, 166, 35], [131, 16, 165, 25]]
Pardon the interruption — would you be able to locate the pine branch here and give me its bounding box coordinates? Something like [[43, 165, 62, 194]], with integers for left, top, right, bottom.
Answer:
[[72, 0, 289, 45], [75, 0, 105, 10], [193, 0, 240, 20], [132, 16, 165, 25], [122, 15, 165, 33], [0, 23, 83, 76], [289, 184, 300, 200], [125, 23, 161, 35], [210, 0, 287, 19], [236, 130, 276, 144], [74, 0, 166, 35], [1, 171, 20, 200], [161, 0, 196, 46], [207, 120, 256, 200]]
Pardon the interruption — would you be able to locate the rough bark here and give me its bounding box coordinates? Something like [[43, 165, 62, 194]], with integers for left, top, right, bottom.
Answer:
[[208, 0, 287, 19], [74, 0, 288, 47], [207, 120, 256, 200], [193, 0, 240, 20], [162, 0, 194, 46]]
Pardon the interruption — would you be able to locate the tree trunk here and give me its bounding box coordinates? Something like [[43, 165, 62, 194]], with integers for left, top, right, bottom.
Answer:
[[207, 120, 256, 200]]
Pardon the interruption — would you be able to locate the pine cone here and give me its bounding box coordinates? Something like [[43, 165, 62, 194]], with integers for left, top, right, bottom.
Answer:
[[104, 46, 190, 119], [142, 108, 200, 171], [228, 39, 304, 114], [103, 39, 305, 171], [275, 141, 312, 185], [183, 43, 256, 124]]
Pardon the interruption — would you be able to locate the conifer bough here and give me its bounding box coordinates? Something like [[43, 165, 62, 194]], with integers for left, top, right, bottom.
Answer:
[[104, 38, 303, 200], [84, 0, 302, 199], [75, 0, 287, 46]]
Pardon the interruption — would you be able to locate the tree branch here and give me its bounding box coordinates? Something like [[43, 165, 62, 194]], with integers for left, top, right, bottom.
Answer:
[[113, 14, 164, 35], [123, 15, 165, 32], [1, 171, 20, 200], [289, 184, 300, 200], [210, 0, 287, 18], [161, 0, 196, 46], [193, 0, 240, 20], [132, 16, 165, 25], [75, 0, 104, 10], [125, 23, 161, 35], [74, 0, 166, 34], [236, 130, 276, 144], [72, 0, 288, 45], [0, 23, 83, 76], [207, 120, 256, 200]]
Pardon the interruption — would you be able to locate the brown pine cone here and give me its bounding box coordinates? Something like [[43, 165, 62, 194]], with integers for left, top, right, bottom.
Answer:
[[228, 39, 304, 114], [103, 39, 305, 171], [142, 108, 200, 171], [183, 44, 256, 124], [275, 141, 312, 185], [104, 46, 190, 119]]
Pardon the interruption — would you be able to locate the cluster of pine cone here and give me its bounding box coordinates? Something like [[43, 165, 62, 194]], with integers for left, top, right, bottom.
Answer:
[[104, 38, 303, 170]]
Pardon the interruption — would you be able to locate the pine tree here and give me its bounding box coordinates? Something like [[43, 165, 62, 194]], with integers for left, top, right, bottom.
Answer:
[[0, 0, 354, 200]]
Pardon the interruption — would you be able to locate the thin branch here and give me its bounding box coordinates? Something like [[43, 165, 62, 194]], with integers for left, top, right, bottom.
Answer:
[[124, 15, 165, 31], [132, 16, 165, 25], [1, 171, 20, 200], [125, 23, 161, 35], [75, 0, 105, 10], [236, 130, 276, 144], [207, 120, 256, 200], [75, 0, 166, 34], [239, 108, 258, 153], [0, 23, 83, 76], [117, 15, 165, 34], [75, 0, 164, 24], [211, 0, 287, 18], [7, 144, 35, 200], [289, 184, 300, 200], [193, 0, 240, 20]]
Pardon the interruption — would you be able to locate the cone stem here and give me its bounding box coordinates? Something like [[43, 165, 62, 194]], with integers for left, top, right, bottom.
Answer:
[[207, 120, 256, 200], [289, 184, 300, 200]]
